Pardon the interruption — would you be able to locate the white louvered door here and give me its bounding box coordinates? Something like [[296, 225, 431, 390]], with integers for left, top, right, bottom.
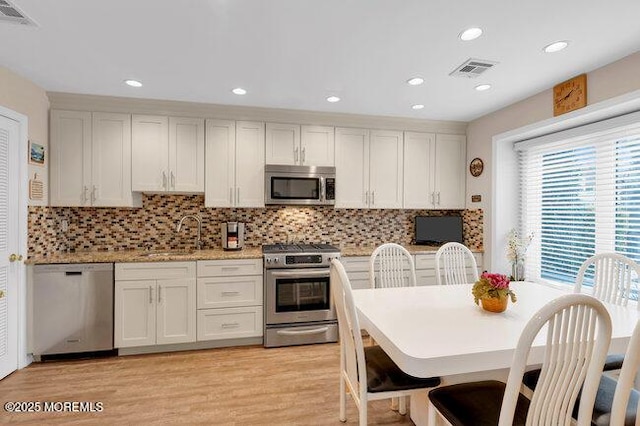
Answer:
[[0, 114, 19, 380]]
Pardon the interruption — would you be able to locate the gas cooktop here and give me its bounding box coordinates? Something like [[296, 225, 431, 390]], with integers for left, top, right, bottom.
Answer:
[[262, 243, 340, 254]]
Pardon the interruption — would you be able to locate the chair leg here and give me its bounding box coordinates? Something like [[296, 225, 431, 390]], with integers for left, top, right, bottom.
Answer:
[[339, 377, 346, 422], [391, 396, 399, 411], [428, 399, 437, 426], [399, 395, 407, 415], [359, 400, 367, 426]]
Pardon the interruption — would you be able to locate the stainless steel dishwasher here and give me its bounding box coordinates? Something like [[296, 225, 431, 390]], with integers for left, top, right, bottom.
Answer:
[[33, 263, 114, 359]]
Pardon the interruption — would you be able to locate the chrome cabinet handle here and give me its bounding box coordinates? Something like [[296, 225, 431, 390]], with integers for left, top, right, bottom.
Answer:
[[221, 291, 240, 296], [91, 185, 97, 203], [158, 285, 162, 304], [430, 192, 435, 205], [162, 171, 167, 190], [371, 191, 375, 205], [82, 186, 88, 204], [301, 147, 306, 164], [171, 171, 175, 190], [294, 146, 299, 163], [365, 191, 369, 205], [236, 187, 240, 205], [149, 286, 153, 304], [221, 322, 240, 329], [436, 192, 441, 205]]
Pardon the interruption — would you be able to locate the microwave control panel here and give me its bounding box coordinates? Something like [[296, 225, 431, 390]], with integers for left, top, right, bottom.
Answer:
[[325, 178, 335, 200]]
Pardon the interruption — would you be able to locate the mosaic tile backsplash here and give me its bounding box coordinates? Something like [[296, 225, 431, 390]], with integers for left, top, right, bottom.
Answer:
[[28, 195, 483, 258]]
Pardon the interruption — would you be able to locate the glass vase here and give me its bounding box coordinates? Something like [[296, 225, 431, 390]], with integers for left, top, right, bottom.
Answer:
[[511, 260, 525, 281]]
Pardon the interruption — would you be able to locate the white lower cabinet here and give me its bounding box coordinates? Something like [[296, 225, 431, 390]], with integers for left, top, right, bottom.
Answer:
[[115, 262, 196, 348], [196, 259, 263, 341], [415, 252, 483, 285]]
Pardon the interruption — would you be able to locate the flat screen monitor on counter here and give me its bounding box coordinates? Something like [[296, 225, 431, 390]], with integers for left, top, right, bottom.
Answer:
[[414, 216, 463, 245]]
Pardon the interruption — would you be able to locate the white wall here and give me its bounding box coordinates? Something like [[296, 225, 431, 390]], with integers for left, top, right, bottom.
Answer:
[[466, 51, 640, 271], [0, 66, 50, 206]]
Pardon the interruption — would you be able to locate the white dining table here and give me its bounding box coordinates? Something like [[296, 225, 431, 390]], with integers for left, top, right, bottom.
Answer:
[[352, 281, 640, 425]]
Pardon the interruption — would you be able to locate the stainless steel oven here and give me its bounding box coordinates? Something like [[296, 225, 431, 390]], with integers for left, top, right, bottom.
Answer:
[[264, 164, 336, 206], [263, 244, 340, 347]]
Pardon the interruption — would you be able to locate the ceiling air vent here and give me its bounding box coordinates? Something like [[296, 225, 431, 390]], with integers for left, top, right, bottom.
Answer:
[[449, 58, 498, 78], [0, 0, 37, 26]]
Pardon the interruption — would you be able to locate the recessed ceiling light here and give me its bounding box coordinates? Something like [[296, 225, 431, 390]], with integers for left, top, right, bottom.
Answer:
[[475, 84, 492, 91], [327, 96, 341, 103], [407, 77, 424, 86], [124, 79, 142, 88], [543, 41, 569, 53], [412, 104, 425, 110], [459, 27, 483, 41], [232, 87, 247, 95]]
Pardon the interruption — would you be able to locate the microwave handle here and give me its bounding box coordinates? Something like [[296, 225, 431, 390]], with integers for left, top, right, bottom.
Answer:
[[320, 177, 325, 202]]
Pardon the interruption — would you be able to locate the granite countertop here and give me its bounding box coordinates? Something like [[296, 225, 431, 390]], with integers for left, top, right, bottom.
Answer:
[[26, 247, 264, 265], [27, 244, 483, 265]]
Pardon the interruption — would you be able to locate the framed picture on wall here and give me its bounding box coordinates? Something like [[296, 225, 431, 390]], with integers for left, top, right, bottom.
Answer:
[[28, 140, 45, 166]]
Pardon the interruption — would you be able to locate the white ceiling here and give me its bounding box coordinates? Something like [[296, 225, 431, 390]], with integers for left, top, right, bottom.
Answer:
[[2, 0, 640, 122]]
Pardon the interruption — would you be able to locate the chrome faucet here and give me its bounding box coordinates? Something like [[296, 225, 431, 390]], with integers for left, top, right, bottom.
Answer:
[[176, 214, 203, 250]]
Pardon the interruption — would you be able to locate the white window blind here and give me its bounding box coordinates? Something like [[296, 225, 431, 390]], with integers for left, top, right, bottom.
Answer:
[[517, 115, 640, 293]]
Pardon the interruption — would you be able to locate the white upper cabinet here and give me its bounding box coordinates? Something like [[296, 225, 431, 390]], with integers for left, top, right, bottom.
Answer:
[[300, 125, 335, 166], [335, 127, 369, 208], [266, 123, 334, 166], [132, 115, 204, 193], [50, 110, 138, 207], [403, 132, 466, 209], [369, 130, 403, 208], [434, 134, 466, 209], [335, 128, 402, 208], [205, 120, 265, 208]]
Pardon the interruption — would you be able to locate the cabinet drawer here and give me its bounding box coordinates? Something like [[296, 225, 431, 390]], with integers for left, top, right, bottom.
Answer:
[[197, 306, 263, 341], [197, 275, 262, 309], [340, 256, 370, 272], [197, 259, 262, 277], [415, 254, 436, 270], [347, 271, 371, 290], [116, 262, 196, 281]]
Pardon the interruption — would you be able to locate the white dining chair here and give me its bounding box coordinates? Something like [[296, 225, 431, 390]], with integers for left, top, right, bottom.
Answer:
[[330, 259, 440, 426], [369, 243, 416, 288], [434, 242, 479, 285], [428, 293, 612, 426], [608, 319, 640, 426], [576, 253, 640, 371]]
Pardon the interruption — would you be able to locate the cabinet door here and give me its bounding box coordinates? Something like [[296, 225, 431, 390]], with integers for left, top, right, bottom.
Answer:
[[169, 117, 205, 192], [265, 122, 299, 165], [156, 278, 196, 345], [204, 119, 235, 208], [235, 121, 265, 207], [335, 127, 369, 208], [403, 131, 435, 209], [91, 112, 134, 207], [300, 125, 335, 166], [132, 115, 169, 192], [114, 280, 156, 348], [369, 130, 403, 209], [434, 134, 466, 209], [50, 110, 91, 206]]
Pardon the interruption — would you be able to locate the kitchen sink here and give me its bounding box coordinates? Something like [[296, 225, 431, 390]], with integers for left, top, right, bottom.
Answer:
[[139, 250, 195, 257]]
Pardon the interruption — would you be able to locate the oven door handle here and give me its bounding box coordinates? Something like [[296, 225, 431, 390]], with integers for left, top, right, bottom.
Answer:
[[276, 326, 329, 336], [269, 270, 329, 278]]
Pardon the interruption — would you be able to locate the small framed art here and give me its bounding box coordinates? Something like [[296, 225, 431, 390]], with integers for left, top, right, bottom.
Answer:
[[29, 140, 45, 166]]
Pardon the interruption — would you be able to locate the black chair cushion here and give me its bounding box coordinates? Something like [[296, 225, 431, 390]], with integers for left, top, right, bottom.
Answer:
[[428, 380, 530, 426], [590, 374, 639, 426], [364, 345, 440, 393], [523, 354, 626, 391]]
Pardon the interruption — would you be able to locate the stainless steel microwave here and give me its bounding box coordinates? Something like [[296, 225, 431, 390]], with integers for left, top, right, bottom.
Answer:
[[265, 165, 336, 206]]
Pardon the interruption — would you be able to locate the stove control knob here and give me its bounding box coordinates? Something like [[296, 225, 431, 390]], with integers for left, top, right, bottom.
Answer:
[[266, 258, 271, 264], [273, 258, 279, 263]]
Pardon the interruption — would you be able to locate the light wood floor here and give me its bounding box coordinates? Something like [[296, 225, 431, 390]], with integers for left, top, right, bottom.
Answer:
[[0, 343, 416, 425]]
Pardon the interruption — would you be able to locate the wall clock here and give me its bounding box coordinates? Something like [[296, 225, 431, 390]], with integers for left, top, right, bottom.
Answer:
[[553, 74, 587, 116], [469, 157, 484, 177]]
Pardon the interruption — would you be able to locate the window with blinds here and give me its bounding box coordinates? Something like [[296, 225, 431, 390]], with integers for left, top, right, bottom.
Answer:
[[518, 116, 640, 293]]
